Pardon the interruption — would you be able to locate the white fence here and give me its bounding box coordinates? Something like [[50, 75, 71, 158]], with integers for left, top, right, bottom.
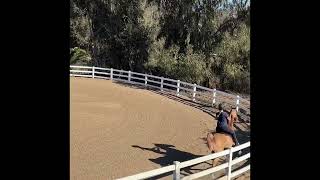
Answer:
[[116, 142, 250, 180], [70, 65, 250, 180], [70, 65, 250, 114]]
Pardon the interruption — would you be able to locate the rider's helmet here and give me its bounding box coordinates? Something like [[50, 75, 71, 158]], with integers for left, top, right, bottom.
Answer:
[[218, 103, 225, 111]]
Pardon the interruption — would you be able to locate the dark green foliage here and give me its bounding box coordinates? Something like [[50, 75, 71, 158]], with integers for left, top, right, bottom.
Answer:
[[70, 0, 250, 94]]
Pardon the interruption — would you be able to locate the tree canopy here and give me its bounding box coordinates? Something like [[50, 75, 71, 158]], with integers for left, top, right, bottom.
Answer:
[[70, 0, 250, 94]]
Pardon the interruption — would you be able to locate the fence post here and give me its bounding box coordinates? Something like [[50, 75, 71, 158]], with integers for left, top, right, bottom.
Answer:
[[145, 75, 147, 87], [161, 77, 164, 91], [192, 84, 197, 101], [173, 161, 181, 180], [128, 71, 131, 82], [110, 68, 113, 81], [92, 66, 95, 78], [227, 148, 233, 180], [177, 80, 180, 96], [212, 88, 216, 106], [236, 95, 240, 112]]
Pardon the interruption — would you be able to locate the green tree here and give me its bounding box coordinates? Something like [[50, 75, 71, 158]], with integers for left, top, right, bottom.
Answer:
[[70, 0, 250, 94]]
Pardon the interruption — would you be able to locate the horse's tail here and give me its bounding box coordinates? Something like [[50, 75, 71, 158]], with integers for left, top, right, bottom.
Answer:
[[207, 133, 215, 152], [207, 132, 214, 140]]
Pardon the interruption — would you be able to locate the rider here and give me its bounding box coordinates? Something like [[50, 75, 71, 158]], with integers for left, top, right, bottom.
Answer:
[[215, 103, 240, 147]]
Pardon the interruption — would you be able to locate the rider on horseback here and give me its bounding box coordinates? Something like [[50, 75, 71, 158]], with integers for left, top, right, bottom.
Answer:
[[215, 103, 240, 147]]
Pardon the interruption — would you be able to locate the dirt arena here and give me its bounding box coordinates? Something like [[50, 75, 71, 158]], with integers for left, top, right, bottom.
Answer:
[[70, 77, 250, 180]]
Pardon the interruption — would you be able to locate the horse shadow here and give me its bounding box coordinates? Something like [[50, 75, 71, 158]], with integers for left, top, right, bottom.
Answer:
[[131, 144, 212, 179]]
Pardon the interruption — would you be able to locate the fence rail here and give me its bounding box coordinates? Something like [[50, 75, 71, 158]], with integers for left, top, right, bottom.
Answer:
[[116, 142, 250, 180], [69, 65, 250, 180], [117, 165, 176, 180], [94, 67, 110, 71], [69, 65, 250, 117]]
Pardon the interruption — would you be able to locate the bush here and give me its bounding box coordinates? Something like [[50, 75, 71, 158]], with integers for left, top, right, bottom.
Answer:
[[70, 47, 92, 65]]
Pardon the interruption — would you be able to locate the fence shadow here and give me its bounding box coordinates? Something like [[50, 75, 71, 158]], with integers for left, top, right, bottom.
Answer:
[[114, 81, 217, 118], [113, 81, 249, 122], [114, 81, 250, 143], [233, 123, 250, 144], [132, 144, 212, 179]]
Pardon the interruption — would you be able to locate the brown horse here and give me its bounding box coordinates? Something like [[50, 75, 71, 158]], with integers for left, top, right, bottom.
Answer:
[[206, 108, 238, 167], [206, 132, 234, 167]]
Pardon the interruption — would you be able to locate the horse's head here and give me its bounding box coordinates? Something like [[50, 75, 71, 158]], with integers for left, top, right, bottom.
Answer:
[[229, 108, 238, 122]]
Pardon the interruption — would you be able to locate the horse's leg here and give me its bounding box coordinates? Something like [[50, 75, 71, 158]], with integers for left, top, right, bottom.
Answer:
[[212, 158, 220, 167], [212, 148, 223, 167], [207, 133, 215, 167], [207, 133, 215, 152], [211, 149, 223, 179]]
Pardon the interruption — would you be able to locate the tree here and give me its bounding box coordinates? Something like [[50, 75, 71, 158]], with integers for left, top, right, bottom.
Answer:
[[70, 0, 251, 94]]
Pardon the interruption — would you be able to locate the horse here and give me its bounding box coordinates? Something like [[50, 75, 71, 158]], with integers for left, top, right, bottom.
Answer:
[[206, 108, 239, 167], [228, 108, 238, 131], [206, 132, 234, 167]]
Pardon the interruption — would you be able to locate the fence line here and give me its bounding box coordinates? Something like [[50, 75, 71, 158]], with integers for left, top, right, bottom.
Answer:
[[69, 65, 250, 180], [116, 142, 250, 180], [70, 65, 250, 112]]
